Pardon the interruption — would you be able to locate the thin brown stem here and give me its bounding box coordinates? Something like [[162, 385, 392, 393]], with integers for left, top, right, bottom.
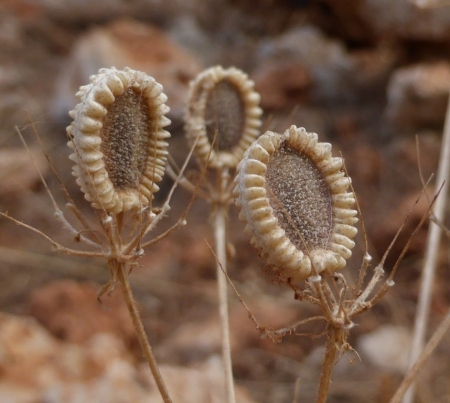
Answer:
[[0, 212, 106, 257], [316, 326, 339, 403], [23, 116, 103, 246], [208, 239, 261, 330], [166, 159, 209, 200], [15, 126, 101, 248], [138, 215, 187, 250], [116, 261, 172, 403]]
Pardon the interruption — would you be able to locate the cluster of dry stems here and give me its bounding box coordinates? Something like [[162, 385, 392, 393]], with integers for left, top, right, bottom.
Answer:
[[2, 65, 450, 403]]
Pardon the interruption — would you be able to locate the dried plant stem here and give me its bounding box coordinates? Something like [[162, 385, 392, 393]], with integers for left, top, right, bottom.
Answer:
[[390, 307, 450, 403], [116, 261, 172, 403], [316, 326, 340, 403], [403, 94, 450, 403], [213, 174, 236, 403]]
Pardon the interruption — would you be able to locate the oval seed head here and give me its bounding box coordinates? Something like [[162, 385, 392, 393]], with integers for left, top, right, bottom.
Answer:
[[67, 67, 171, 214], [233, 125, 358, 283], [185, 66, 262, 169]]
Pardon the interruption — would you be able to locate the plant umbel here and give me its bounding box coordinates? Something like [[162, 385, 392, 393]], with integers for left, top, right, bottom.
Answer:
[[234, 125, 358, 282], [67, 67, 170, 214]]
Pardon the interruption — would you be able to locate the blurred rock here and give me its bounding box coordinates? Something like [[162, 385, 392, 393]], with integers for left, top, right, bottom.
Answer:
[[384, 131, 441, 186], [358, 325, 411, 373], [0, 312, 148, 403], [309, 0, 376, 45], [0, 4, 22, 48], [29, 280, 138, 352], [145, 357, 256, 403], [364, 131, 440, 261], [360, 0, 450, 41], [0, 8, 27, 129], [334, 116, 382, 188], [314, 0, 450, 42], [386, 62, 450, 131], [370, 191, 430, 262], [226, 0, 310, 35], [52, 19, 202, 124], [40, 0, 193, 24], [158, 293, 301, 365], [345, 143, 381, 187], [42, 0, 129, 21], [0, 147, 48, 195], [253, 61, 312, 110], [0, 312, 255, 403], [158, 316, 222, 362], [167, 14, 219, 67], [256, 25, 395, 104]]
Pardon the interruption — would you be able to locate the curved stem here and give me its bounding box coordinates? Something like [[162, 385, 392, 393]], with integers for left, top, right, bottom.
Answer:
[[117, 261, 172, 403], [316, 326, 339, 403]]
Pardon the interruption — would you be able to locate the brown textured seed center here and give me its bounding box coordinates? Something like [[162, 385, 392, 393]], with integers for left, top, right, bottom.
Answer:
[[204, 79, 245, 151], [265, 144, 333, 252], [101, 87, 151, 189]]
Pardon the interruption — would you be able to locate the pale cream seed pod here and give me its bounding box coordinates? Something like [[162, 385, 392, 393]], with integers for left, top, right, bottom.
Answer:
[[233, 125, 358, 283], [67, 67, 171, 214], [185, 66, 262, 169]]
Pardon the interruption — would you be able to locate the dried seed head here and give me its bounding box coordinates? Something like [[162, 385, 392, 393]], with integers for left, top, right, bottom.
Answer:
[[185, 66, 262, 169], [233, 126, 358, 283], [67, 67, 171, 214]]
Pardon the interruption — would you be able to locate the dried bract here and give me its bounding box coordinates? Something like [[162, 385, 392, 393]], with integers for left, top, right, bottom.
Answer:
[[67, 67, 171, 214], [185, 66, 262, 169], [234, 126, 358, 282]]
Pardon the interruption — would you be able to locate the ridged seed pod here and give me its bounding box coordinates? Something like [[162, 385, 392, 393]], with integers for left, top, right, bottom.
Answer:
[[185, 66, 262, 169], [233, 126, 358, 283], [67, 67, 171, 214]]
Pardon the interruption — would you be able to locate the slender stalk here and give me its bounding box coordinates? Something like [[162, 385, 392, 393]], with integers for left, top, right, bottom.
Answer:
[[214, 204, 236, 403], [117, 261, 172, 403], [402, 94, 450, 403], [390, 308, 450, 403], [316, 326, 339, 403]]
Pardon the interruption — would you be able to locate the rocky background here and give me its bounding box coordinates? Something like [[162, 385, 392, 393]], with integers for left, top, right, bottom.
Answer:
[[1, 0, 450, 402]]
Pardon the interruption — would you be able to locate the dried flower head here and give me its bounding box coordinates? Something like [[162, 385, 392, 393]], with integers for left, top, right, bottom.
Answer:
[[67, 67, 171, 214], [234, 125, 358, 283], [185, 65, 262, 169]]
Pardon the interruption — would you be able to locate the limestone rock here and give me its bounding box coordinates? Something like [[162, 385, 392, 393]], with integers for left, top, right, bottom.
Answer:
[[0, 147, 48, 194], [358, 325, 412, 373], [52, 19, 202, 123], [386, 62, 450, 131], [29, 280, 137, 350], [312, 0, 450, 42], [0, 312, 256, 403], [256, 25, 395, 104]]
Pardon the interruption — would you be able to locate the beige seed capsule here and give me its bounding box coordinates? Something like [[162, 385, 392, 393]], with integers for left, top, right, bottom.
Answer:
[[67, 67, 171, 214], [185, 66, 262, 169], [233, 126, 358, 283]]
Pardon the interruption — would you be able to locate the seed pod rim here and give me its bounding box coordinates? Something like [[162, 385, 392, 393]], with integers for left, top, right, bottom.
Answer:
[[67, 66, 171, 214], [185, 65, 262, 169], [233, 125, 358, 283]]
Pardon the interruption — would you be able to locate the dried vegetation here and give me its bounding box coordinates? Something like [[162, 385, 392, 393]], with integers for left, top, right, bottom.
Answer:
[[1, 1, 450, 403]]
